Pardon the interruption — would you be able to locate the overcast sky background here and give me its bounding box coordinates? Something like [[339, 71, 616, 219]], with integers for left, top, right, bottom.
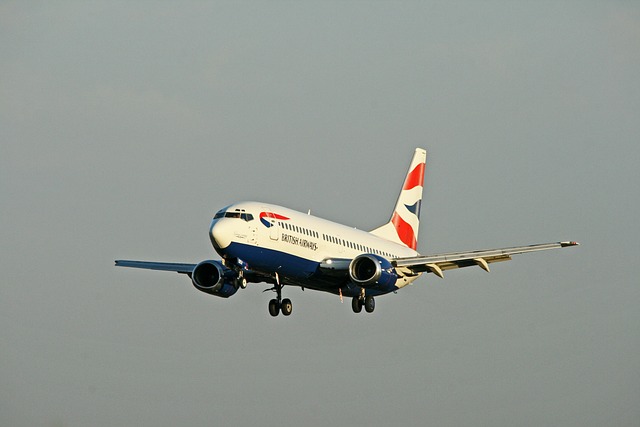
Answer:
[[2, 2, 639, 426]]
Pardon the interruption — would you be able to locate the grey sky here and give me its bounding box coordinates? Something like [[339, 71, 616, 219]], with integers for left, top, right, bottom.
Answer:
[[2, 2, 639, 426]]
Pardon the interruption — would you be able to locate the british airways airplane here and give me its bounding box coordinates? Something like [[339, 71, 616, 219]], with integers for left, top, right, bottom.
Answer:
[[116, 148, 578, 317]]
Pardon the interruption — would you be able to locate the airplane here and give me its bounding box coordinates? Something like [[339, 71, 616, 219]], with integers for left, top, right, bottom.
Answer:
[[115, 148, 578, 317]]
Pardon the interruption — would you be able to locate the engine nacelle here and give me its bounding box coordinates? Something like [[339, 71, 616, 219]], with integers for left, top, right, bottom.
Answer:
[[191, 260, 238, 298], [348, 254, 398, 291]]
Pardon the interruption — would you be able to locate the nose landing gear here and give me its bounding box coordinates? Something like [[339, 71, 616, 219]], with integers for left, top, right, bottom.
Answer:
[[235, 273, 247, 289]]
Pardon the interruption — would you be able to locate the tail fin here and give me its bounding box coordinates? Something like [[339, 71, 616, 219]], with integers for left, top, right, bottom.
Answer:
[[370, 148, 427, 250]]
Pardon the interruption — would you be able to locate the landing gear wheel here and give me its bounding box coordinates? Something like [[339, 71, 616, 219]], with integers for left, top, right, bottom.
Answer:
[[268, 299, 280, 317], [281, 298, 292, 316], [236, 276, 247, 289], [352, 297, 363, 313], [364, 296, 375, 313]]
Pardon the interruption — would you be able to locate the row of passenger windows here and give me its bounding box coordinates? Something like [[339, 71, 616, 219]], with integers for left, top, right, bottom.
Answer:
[[279, 221, 319, 238], [322, 233, 395, 258], [278, 220, 394, 258]]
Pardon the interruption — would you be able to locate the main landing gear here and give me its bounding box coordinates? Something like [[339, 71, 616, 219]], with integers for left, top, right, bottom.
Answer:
[[268, 273, 292, 317], [269, 298, 292, 317], [352, 295, 375, 314]]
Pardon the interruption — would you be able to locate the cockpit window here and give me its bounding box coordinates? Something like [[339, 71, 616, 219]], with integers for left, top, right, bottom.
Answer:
[[215, 211, 254, 221], [214, 206, 254, 222]]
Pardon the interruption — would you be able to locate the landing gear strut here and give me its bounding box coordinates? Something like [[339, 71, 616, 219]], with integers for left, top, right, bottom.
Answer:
[[268, 273, 292, 317]]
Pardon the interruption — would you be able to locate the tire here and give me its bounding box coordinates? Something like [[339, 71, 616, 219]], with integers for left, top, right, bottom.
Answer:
[[281, 298, 292, 316], [352, 297, 363, 313], [268, 299, 280, 317], [364, 296, 375, 313]]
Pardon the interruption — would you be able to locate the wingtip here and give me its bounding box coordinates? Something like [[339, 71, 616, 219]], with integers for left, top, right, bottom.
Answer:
[[561, 241, 580, 247]]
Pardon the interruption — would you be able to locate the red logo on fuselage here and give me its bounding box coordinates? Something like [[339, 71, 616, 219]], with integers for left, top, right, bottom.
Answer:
[[260, 212, 289, 228]]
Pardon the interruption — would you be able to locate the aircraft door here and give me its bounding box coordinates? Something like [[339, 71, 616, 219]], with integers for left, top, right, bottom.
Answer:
[[270, 219, 280, 240], [262, 207, 280, 241]]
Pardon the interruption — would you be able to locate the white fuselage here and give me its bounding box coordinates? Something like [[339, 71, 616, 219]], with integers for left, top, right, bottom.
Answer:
[[209, 201, 421, 293]]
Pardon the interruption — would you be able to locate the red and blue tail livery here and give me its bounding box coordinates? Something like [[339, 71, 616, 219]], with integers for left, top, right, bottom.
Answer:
[[116, 148, 578, 317], [371, 148, 426, 250]]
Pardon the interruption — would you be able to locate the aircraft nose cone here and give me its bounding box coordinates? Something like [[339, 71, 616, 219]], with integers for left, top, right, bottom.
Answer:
[[210, 219, 232, 251]]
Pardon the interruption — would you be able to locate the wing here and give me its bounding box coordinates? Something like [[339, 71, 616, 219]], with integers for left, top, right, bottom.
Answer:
[[115, 260, 196, 274], [114, 260, 272, 286], [392, 241, 579, 278]]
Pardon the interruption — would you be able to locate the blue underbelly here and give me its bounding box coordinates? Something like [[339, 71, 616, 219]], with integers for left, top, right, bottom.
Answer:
[[222, 242, 397, 297]]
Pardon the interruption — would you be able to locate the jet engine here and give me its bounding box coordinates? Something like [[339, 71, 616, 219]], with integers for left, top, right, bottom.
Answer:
[[191, 260, 239, 298], [348, 254, 398, 291]]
